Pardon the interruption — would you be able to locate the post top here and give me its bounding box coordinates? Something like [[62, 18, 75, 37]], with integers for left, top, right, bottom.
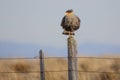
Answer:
[[68, 35, 74, 39]]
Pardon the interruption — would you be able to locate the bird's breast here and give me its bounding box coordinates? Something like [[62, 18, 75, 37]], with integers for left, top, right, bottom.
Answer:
[[65, 15, 79, 26]]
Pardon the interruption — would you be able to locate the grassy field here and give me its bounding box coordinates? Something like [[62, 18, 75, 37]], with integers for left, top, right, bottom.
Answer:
[[0, 56, 120, 80]]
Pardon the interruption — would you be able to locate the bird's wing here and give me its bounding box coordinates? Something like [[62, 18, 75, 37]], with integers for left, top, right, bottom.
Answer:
[[72, 15, 81, 30], [61, 16, 66, 27], [77, 16, 81, 25]]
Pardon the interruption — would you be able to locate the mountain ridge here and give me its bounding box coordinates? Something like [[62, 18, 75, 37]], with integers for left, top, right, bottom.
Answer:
[[0, 42, 120, 57]]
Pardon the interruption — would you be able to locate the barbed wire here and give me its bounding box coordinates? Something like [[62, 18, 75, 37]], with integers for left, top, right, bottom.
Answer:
[[0, 57, 119, 75], [0, 57, 120, 60], [0, 70, 120, 74], [42, 57, 120, 60], [0, 57, 36, 60], [0, 71, 40, 73]]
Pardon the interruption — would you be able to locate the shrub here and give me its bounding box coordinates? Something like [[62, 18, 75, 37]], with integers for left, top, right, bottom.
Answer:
[[11, 61, 30, 73]]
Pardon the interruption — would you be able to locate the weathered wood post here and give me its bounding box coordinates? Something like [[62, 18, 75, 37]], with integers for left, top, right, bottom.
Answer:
[[39, 50, 45, 80], [68, 36, 78, 80]]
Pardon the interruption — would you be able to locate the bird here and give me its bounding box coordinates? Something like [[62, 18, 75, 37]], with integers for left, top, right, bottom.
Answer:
[[61, 9, 81, 35]]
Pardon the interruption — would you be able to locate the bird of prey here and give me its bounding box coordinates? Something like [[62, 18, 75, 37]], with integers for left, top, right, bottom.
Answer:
[[61, 9, 81, 35]]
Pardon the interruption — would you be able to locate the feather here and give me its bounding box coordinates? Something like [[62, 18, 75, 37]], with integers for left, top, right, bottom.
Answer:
[[61, 9, 81, 35]]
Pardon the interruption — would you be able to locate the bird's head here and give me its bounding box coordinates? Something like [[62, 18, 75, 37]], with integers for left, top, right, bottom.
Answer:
[[65, 9, 73, 16]]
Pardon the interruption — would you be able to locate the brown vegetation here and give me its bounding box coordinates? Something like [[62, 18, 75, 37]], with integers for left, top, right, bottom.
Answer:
[[0, 57, 120, 80]]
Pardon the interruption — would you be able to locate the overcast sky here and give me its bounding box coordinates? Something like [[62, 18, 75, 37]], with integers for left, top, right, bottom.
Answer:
[[0, 0, 120, 57]]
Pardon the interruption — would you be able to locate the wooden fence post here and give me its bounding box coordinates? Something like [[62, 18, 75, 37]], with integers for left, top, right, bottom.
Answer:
[[39, 50, 45, 80], [67, 36, 78, 80]]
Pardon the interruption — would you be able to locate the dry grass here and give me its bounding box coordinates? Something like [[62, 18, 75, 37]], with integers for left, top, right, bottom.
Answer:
[[11, 61, 30, 72], [0, 56, 120, 80]]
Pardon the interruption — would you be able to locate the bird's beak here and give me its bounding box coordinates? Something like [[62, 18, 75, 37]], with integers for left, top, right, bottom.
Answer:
[[65, 12, 67, 15]]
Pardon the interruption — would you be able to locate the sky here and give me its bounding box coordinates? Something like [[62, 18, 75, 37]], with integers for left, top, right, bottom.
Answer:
[[0, 0, 120, 57]]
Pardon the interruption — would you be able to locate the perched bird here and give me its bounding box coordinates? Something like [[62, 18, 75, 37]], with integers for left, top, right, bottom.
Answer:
[[61, 9, 80, 35]]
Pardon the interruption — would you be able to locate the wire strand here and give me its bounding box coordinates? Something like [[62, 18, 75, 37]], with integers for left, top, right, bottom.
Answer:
[[0, 70, 120, 74], [0, 57, 120, 60]]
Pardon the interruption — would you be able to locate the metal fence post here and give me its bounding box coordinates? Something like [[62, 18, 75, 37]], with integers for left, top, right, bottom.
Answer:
[[39, 50, 45, 80], [67, 36, 78, 80]]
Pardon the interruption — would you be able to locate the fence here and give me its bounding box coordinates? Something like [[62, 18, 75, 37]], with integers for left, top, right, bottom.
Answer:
[[0, 35, 119, 80], [0, 54, 120, 80]]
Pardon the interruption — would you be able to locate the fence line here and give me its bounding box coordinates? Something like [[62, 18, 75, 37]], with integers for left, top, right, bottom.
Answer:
[[0, 57, 120, 60], [0, 57, 119, 74], [0, 70, 120, 75], [0, 71, 40, 73], [0, 70, 120, 74]]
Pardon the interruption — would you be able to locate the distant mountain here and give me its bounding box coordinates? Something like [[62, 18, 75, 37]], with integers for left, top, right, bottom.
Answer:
[[0, 42, 67, 57], [0, 42, 120, 58], [78, 43, 120, 56]]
